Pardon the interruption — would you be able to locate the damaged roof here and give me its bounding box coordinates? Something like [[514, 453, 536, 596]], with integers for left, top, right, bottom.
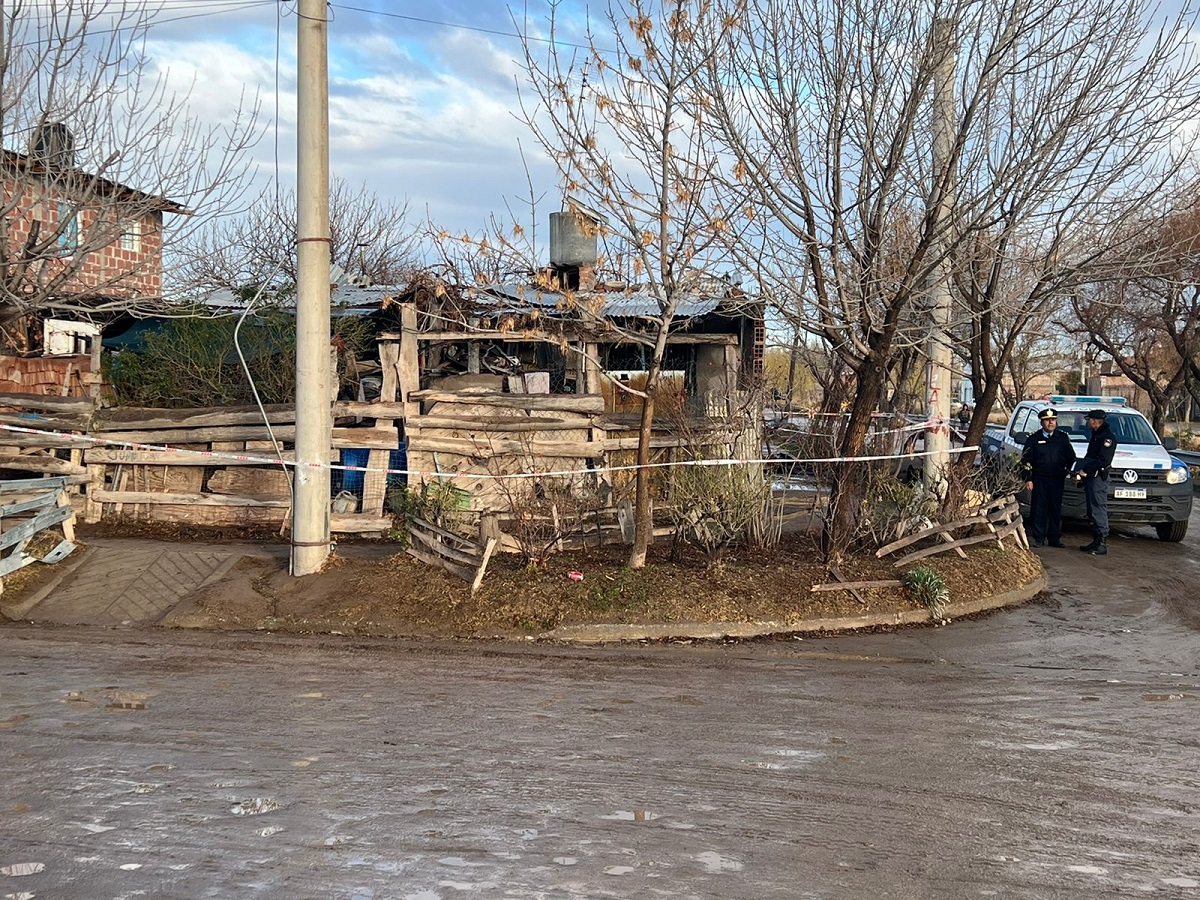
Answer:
[[476, 283, 722, 319]]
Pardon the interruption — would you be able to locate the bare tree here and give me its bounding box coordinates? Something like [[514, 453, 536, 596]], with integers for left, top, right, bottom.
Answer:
[[1071, 205, 1200, 431], [176, 178, 423, 294], [685, 0, 1200, 551], [517, 0, 740, 568], [0, 0, 261, 342]]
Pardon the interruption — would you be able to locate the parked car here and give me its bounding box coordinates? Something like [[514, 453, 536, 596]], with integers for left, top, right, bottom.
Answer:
[[980, 395, 1193, 541]]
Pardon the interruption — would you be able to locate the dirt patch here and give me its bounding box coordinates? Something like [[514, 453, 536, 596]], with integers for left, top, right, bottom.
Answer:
[[170, 532, 1045, 640]]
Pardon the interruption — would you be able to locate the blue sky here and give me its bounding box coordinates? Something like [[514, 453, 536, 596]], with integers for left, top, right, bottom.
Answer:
[[146, 0, 595, 237]]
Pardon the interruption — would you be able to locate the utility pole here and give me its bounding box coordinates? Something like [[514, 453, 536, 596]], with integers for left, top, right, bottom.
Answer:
[[292, 0, 332, 576], [924, 17, 956, 495]]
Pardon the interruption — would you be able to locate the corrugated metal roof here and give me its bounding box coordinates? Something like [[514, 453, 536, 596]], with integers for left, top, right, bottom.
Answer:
[[478, 283, 720, 318], [192, 284, 406, 318]]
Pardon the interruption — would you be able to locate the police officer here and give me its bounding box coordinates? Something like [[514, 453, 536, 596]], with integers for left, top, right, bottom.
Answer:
[[1071, 408, 1118, 555], [1020, 408, 1075, 547]]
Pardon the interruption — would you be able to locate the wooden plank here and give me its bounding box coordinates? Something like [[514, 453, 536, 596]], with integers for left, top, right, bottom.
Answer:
[[0, 503, 72, 550], [332, 427, 398, 450], [56, 488, 76, 543], [399, 304, 420, 420], [331, 514, 393, 534], [92, 403, 296, 431], [876, 514, 991, 557], [0, 454, 87, 476], [405, 544, 474, 582], [207, 468, 291, 498], [407, 414, 591, 432], [331, 400, 408, 419], [893, 520, 1020, 567], [0, 412, 92, 431], [410, 526, 483, 567], [406, 435, 604, 459], [84, 465, 105, 523], [378, 340, 401, 404], [829, 566, 867, 605], [411, 516, 478, 548], [811, 579, 903, 592], [0, 490, 60, 516], [0, 475, 72, 493], [91, 490, 290, 508], [0, 392, 95, 414], [470, 537, 498, 593], [84, 448, 296, 466], [410, 391, 605, 414], [99, 425, 297, 444]]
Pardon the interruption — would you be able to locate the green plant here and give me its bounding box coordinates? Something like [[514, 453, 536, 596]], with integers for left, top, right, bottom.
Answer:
[[104, 310, 376, 408], [666, 457, 769, 565], [903, 565, 950, 620], [386, 481, 471, 546]]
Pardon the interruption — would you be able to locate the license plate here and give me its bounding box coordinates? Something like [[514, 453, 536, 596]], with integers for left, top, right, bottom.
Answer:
[[1114, 488, 1146, 499]]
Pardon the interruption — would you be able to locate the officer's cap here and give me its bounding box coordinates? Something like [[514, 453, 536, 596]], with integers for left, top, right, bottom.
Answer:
[[1086, 408, 1107, 420], [1038, 408, 1057, 421]]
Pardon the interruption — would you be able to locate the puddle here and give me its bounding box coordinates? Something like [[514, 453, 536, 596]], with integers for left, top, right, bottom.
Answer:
[[601, 810, 658, 822], [603, 866, 635, 875], [230, 798, 282, 816], [1163, 877, 1200, 888], [80, 824, 116, 834], [696, 851, 743, 873], [256, 826, 284, 837], [0, 714, 30, 729], [1142, 693, 1187, 702], [1068, 865, 1107, 875]]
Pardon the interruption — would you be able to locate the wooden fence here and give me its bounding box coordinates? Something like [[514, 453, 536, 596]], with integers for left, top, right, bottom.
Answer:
[[0, 475, 78, 594]]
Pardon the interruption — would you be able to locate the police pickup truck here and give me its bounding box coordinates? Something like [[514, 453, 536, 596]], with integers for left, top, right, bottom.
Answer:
[[980, 395, 1193, 541]]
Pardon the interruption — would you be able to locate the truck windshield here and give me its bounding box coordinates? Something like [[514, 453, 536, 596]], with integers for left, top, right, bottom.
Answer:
[[1056, 411, 1160, 445]]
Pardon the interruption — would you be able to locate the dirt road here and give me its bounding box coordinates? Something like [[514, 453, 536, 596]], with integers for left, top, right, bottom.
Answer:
[[0, 516, 1197, 899]]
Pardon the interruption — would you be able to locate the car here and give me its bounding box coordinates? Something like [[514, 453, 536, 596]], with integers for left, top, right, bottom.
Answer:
[[981, 395, 1192, 541]]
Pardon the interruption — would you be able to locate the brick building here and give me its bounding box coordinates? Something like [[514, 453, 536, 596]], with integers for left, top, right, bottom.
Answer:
[[1, 140, 186, 349]]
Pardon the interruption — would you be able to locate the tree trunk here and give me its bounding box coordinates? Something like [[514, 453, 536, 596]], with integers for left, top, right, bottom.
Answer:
[[627, 363, 662, 569], [628, 322, 674, 569], [824, 350, 889, 562]]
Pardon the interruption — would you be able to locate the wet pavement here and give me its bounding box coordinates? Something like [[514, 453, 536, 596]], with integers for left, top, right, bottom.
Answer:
[[0, 516, 1198, 898]]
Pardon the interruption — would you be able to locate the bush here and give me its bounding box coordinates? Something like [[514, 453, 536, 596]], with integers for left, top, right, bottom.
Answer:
[[105, 311, 375, 408]]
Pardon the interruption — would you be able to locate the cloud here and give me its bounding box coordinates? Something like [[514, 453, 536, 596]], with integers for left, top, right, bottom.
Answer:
[[137, 1, 566, 236]]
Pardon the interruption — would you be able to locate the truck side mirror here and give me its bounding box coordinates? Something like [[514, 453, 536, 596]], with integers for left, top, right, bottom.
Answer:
[[1013, 430, 1031, 442], [1163, 436, 1178, 450]]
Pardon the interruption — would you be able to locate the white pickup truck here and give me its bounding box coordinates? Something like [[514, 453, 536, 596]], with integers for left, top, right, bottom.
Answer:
[[980, 395, 1193, 541]]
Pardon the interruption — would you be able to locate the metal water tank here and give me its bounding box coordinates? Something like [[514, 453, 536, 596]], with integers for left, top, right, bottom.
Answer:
[[31, 122, 76, 168], [549, 211, 597, 267]]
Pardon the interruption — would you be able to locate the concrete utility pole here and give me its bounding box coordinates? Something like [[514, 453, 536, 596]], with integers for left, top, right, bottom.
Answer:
[[924, 17, 956, 495], [292, 0, 332, 576]]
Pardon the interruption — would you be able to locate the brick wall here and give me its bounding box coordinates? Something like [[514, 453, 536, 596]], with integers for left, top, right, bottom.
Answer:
[[2, 177, 163, 298]]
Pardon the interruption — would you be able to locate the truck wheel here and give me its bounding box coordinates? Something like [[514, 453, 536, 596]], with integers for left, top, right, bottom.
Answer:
[[1155, 520, 1188, 542]]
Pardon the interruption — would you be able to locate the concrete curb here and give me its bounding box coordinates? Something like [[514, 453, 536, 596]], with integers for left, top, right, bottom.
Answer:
[[539, 572, 1049, 644]]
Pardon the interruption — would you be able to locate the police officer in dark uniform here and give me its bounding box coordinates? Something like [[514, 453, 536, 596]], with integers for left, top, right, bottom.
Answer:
[[1020, 408, 1076, 547], [1071, 408, 1118, 555]]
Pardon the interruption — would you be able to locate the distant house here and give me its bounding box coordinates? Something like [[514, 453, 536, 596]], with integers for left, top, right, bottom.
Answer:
[[0, 123, 187, 392]]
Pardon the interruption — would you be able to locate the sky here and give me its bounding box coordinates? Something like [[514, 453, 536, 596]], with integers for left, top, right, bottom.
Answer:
[[142, 0, 593, 241]]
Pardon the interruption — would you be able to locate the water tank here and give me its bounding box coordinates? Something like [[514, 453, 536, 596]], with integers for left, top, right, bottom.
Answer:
[[549, 211, 597, 267], [30, 122, 76, 168]]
